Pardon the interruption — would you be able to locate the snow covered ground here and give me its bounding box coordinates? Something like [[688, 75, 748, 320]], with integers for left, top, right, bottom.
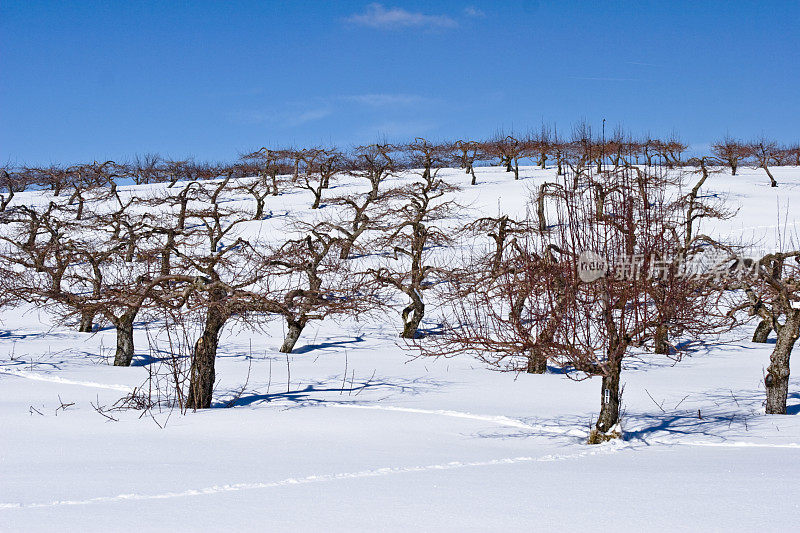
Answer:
[[2, 165, 800, 531]]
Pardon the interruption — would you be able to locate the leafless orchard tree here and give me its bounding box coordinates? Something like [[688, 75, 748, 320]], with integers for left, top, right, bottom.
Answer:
[[265, 222, 375, 353], [155, 181, 272, 409], [370, 165, 462, 339], [711, 136, 747, 176], [452, 140, 484, 185], [550, 168, 730, 440], [483, 135, 525, 180], [745, 138, 780, 187], [728, 248, 800, 414], [350, 143, 397, 201], [324, 185, 399, 260], [682, 157, 736, 251], [419, 233, 569, 375], [417, 165, 731, 441], [130, 153, 165, 185], [0, 166, 31, 212], [293, 148, 343, 209], [653, 136, 687, 169], [465, 215, 531, 276], [241, 147, 293, 201]]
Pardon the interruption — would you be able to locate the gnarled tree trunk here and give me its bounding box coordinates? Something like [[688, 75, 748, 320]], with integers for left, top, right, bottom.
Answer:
[[78, 311, 94, 333], [527, 347, 547, 374], [279, 318, 306, 353], [654, 323, 669, 354], [595, 356, 623, 435], [187, 293, 227, 410], [401, 295, 424, 339], [763, 166, 777, 187], [765, 310, 800, 414], [752, 319, 772, 343], [112, 311, 137, 367]]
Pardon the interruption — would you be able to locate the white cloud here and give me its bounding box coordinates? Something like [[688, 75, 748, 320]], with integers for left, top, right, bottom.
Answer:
[[226, 92, 430, 129], [342, 93, 428, 106], [226, 107, 332, 127], [345, 3, 458, 29], [463, 6, 485, 17], [287, 108, 332, 126]]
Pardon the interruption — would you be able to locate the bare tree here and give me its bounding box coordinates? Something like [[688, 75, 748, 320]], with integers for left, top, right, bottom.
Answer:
[[465, 215, 530, 276], [266, 223, 373, 353], [370, 168, 462, 338], [0, 167, 31, 212], [28, 165, 69, 196], [159, 181, 272, 409], [483, 135, 525, 180], [350, 143, 397, 200], [654, 135, 687, 169], [732, 250, 800, 414], [130, 153, 164, 185], [324, 185, 399, 260], [712, 136, 747, 175], [293, 148, 343, 209], [418, 166, 730, 440], [452, 140, 483, 185], [534, 124, 553, 169], [746, 138, 780, 187]]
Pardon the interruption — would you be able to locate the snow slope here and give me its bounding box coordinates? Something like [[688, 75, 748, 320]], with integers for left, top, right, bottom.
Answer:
[[2, 165, 800, 531]]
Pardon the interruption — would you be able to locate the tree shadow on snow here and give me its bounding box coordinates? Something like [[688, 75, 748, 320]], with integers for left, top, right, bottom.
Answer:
[[215, 375, 450, 408], [291, 335, 366, 354]]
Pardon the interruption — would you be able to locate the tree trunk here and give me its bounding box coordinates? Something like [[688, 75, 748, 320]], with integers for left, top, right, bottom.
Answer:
[[339, 241, 353, 259], [526, 347, 547, 374], [187, 295, 227, 410], [254, 199, 265, 220], [765, 311, 800, 414], [764, 166, 777, 187], [752, 319, 772, 343], [160, 231, 174, 276], [113, 312, 137, 367], [654, 323, 669, 354], [536, 185, 550, 232], [401, 297, 425, 339], [78, 311, 94, 333], [595, 357, 623, 435], [279, 318, 306, 353]]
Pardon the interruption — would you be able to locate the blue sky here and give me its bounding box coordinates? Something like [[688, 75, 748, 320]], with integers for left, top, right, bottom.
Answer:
[[2, 0, 798, 165]]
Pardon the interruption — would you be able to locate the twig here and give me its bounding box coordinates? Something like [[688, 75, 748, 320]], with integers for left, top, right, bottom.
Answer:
[[286, 352, 291, 393], [340, 351, 348, 395], [91, 395, 119, 422], [644, 388, 666, 413], [674, 394, 690, 410], [55, 394, 74, 416]]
